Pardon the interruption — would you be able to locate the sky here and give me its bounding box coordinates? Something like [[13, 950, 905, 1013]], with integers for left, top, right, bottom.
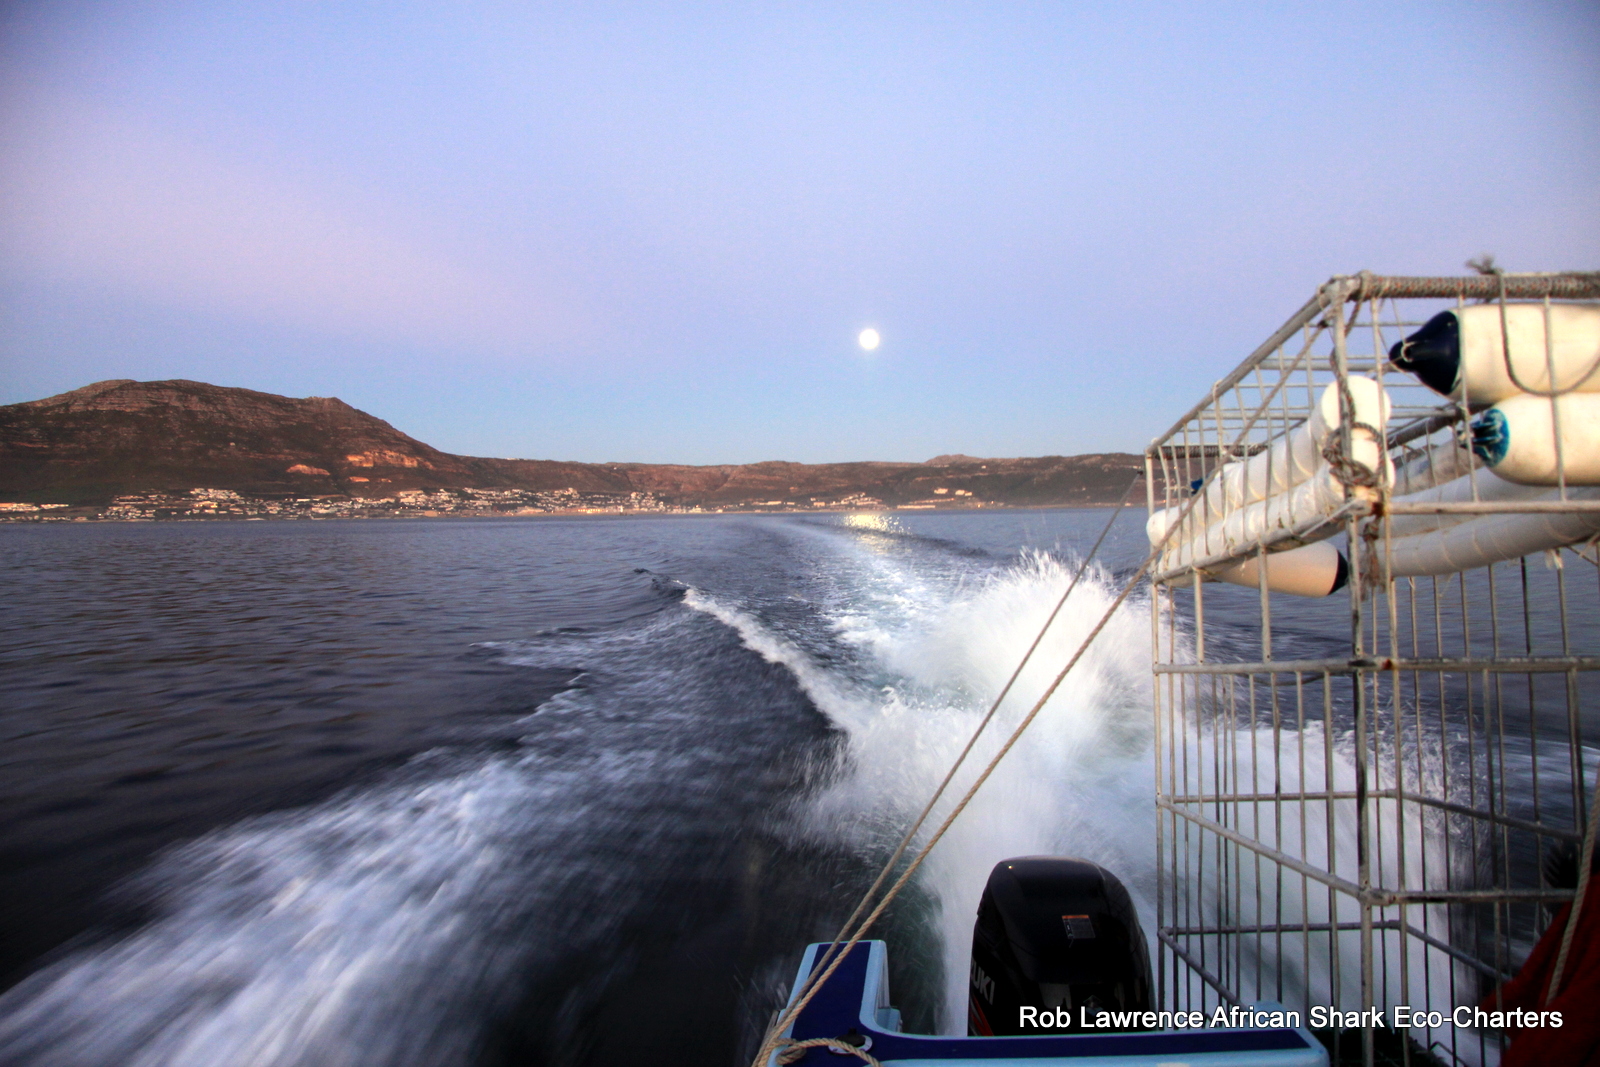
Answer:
[[1, 1, 1596, 465]]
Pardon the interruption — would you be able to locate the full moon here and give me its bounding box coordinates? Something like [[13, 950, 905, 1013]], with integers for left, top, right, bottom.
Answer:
[[858, 328, 880, 351]]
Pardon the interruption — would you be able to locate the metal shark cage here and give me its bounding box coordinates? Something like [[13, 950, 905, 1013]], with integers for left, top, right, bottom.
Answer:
[[1144, 272, 1600, 1067]]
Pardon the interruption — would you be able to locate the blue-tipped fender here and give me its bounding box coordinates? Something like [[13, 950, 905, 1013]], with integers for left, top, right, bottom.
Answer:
[[1470, 393, 1600, 486]]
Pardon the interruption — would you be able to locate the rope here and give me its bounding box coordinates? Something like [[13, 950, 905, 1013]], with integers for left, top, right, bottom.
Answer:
[[1546, 755, 1600, 1005], [775, 1038, 883, 1065], [1491, 269, 1600, 399], [1325, 300, 1383, 494], [1320, 422, 1383, 491]]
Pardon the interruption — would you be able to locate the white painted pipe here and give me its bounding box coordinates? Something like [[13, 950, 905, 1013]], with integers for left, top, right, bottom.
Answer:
[[1390, 303, 1600, 405], [1470, 392, 1600, 486], [1208, 541, 1349, 598]]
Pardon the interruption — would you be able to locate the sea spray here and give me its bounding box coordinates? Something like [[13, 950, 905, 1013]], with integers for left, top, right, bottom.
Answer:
[[823, 553, 1158, 1033], [691, 549, 1161, 1032], [1157, 650, 1475, 1057]]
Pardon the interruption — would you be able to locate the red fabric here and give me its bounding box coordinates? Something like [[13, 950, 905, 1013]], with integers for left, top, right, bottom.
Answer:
[[1479, 878, 1600, 1067]]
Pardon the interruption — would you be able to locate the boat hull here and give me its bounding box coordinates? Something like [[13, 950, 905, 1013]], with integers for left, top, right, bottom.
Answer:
[[768, 941, 1327, 1065]]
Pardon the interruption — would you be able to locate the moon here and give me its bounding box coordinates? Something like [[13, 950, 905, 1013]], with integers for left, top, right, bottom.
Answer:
[[857, 328, 880, 351]]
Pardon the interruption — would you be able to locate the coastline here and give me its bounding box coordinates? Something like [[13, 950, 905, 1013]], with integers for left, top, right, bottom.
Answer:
[[0, 499, 1134, 525]]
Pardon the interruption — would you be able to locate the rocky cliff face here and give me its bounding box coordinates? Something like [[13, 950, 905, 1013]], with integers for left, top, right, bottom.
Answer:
[[0, 379, 1145, 507]]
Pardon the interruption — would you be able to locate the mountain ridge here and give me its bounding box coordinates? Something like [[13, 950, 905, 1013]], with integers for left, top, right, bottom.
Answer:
[[1, 379, 1145, 510]]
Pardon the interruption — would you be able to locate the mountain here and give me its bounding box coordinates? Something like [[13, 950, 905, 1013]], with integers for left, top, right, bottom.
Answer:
[[0, 379, 1145, 509], [0, 379, 481, 503]]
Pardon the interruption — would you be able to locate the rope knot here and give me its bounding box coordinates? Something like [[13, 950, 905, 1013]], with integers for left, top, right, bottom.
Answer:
[[1319, 421, 1383, 490]]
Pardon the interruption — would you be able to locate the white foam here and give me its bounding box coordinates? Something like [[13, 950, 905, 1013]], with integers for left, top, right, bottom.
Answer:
[[0, 759, 600, 1067], [1175, 721, 1465, 1056], [691, 547, 1159, 1032]]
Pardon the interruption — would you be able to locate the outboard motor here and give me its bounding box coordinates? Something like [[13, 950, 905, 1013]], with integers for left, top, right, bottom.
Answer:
[[968, 856, 1152, 1036]]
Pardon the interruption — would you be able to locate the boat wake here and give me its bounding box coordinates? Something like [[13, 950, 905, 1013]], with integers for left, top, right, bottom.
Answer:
[[0, 759, 575, 1067], [689, 539, 1159, 1032], [0, 588, 827, 1067]]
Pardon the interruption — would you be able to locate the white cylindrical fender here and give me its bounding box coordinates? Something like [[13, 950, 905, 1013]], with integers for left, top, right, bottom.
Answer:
[[1470, 392, 1600, 486], [1208, 541, 1349, 598], [1152, 457, 1393, 571], [1390, 303, 1600, 405], [1384, 467, 1563, 539], [1196, 377, 1390, 516], [1149, 378, 1391, 571], [1217, 467, 1343, 549], [1378, 498, 1600, 578], [1146, 506, 1176, 546]]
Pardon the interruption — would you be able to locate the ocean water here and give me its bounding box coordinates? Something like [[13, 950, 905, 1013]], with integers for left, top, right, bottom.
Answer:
[[6, 509, 1574, 1066], [0, 510, 1176, 1066]]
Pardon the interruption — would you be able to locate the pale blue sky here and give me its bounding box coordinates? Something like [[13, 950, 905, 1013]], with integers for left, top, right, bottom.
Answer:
[[2, 1, 1596, 463]]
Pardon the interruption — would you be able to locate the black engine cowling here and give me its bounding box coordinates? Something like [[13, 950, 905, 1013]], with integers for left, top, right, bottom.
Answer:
[[967, 856, 1152, 1036]]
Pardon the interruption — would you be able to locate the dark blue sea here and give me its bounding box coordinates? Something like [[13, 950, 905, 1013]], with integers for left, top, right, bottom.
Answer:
[[2, 510, 1202, 1066]]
